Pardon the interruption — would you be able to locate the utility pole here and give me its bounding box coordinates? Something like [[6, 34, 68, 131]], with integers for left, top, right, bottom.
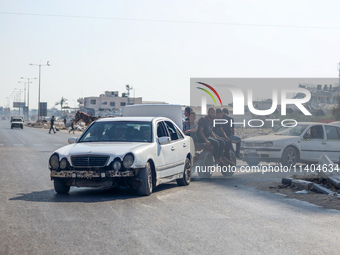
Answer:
[[20, 77, 37, 120], [30, 61, 50, 119], [126, 84, 134, 105]]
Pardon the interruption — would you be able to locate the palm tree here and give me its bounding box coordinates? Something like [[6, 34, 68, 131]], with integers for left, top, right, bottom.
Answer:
[[55, 97, 68, 112]]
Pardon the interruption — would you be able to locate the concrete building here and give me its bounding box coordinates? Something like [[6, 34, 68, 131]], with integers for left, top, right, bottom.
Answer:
[[78, 91, 143, 116]]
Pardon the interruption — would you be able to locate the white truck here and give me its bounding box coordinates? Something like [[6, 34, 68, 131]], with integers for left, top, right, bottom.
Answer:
[[10, 116, 24, 129]]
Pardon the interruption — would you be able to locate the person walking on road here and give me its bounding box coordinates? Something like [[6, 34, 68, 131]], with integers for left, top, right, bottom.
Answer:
[[49, 116, 56, 134], [69, 119, 75, 134]]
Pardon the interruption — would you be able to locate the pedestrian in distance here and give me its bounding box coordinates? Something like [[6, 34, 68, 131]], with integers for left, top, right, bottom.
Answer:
[[69, 119, 75, 134], [49, 116, 56, 134]]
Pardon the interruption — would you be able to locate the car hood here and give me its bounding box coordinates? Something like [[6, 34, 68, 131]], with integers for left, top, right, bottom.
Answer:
[[243, 135, 298, 142], [55, 142, 153, 159]]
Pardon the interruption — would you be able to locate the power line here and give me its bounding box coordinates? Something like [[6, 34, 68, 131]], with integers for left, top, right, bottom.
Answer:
[[1, 11, 340, 30]]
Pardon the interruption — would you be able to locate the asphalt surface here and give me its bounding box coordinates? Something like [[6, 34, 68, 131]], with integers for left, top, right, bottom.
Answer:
[[1, 120, 340, 255]]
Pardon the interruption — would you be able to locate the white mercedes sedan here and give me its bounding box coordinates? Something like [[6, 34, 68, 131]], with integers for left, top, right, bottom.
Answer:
[[49, 117, 195, 196], [241, 122, 340, 167]]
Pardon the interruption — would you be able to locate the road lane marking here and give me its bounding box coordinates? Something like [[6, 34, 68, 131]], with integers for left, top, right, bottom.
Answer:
[[16, 136, 26, 144], [13, 144, 24, 147]]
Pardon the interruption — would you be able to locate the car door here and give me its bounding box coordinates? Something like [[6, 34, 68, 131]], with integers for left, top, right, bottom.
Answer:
[[324, 125, 340, 163], [164, 121, 186, 175], [154, 121, 176, 178], [300, 125, 326, 162]]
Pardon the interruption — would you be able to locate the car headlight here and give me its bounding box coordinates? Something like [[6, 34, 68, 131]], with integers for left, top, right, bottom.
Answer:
[[123, 153, 134, 169], [60, 158, 68, 170], [262, 142, 273, 147], [113, 158, 122, 170], [49, 154, 59, 170]]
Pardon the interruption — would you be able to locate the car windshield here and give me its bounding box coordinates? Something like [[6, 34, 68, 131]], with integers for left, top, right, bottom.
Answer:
[[12, 118, 22, 122], [273, 124, 308, 136], [78, 121, 152, 143]]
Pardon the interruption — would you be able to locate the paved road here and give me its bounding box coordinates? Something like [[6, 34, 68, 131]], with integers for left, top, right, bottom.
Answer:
[[1, 120, 340, 255]]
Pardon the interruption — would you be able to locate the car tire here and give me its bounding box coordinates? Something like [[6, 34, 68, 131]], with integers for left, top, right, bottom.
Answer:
[[21, 125, 23, 129], [137, 162, 153, 196], [221, 150, 236, 177], [11, 125, 13, 129], [281, 146, 298, 167], [197, 151, 213, 178], [54, 180, 70, 194], [246, 160, 260, 167], [177, 158, 191, 186]]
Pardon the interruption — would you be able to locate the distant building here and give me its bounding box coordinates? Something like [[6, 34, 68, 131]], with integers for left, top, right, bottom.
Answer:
[[298, 84, 340, 104], [78, 91, 143, 116]]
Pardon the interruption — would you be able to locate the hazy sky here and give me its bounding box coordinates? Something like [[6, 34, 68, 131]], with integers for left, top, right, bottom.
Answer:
[[1, 0, 340, 111]]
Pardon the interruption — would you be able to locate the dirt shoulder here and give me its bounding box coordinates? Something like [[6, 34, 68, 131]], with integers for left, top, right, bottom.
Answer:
[[246, 179, 340, 210]]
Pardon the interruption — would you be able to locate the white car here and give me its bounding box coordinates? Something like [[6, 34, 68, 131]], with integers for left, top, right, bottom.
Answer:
[[11, 116, 24, 129], [241, 122, 340, 166], [49, 117, 195, 196]]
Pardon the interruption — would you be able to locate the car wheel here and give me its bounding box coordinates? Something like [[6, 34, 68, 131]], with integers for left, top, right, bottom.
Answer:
[[246, 160, 260, 167], [21, 125, 23, 129], [11, 125, 13, 129], [197, 151, 213, 178], [281, 146, 298, 167], [54, 180, 70, 194], [221, 150, 236, 177], [137, 162, 153, 196], [177, 158, 191, 186]]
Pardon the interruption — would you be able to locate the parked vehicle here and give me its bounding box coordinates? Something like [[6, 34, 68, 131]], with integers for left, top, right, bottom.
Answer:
[[49, 117, 194, 195], [10, 116, 24, 129], [241, 122, 340, 166], [124, 104, 236, 178]]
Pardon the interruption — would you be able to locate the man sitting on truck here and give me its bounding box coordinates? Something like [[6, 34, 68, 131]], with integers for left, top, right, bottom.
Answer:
[[183, 111, 198, 142], [222, 108, 241, 159], [213, 109, 233, 160], [197, 108, 234, 166]]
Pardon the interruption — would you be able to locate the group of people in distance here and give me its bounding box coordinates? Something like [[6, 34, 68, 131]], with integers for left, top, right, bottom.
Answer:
[[183, 107, 241, 166]]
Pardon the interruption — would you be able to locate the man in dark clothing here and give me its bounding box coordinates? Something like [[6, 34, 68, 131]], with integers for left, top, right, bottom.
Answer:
[[213, 108, 233, 160], [184, 107, 192, 121], [49, 116, 56, 134], [69, 119, 75, 134], [222, 108, 241, 158], [197, 108, 233, 165]]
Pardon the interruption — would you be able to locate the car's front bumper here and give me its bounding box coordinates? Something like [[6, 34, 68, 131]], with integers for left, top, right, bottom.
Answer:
[[50, 169, 138, 188], [12, 123, 23, 127], [241, 147, 282, 162], [51, 169, 135, 179]]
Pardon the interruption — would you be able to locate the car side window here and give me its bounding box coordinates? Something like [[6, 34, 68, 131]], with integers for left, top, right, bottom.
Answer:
[[304, 125, 324, 139], [325, 126, 340, 140], [174, 125, 184, 139], [164, 121, 179, 141], [157, 121, 168, 138]]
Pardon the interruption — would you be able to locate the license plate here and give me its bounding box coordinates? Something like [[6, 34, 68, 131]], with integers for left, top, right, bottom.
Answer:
[[244, 149, 256, 154]]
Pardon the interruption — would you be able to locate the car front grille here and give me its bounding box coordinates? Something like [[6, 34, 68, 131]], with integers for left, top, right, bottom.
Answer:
[[71, 155, 109, 168], [244, 142, 262, 147]]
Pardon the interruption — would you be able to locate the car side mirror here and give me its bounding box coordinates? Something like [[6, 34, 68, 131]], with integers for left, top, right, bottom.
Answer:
[[158, 136, 171, 145], [68, 137, 78, 144]]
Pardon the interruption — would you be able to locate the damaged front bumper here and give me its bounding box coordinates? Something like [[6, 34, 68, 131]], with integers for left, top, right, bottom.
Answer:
[[50, 169, 140, 188], [51, 169, 135, 179]]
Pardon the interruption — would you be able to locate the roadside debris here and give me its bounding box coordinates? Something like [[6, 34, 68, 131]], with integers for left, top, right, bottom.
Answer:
[[295, 190, 308, 194], [280, 154, 340, 198]]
